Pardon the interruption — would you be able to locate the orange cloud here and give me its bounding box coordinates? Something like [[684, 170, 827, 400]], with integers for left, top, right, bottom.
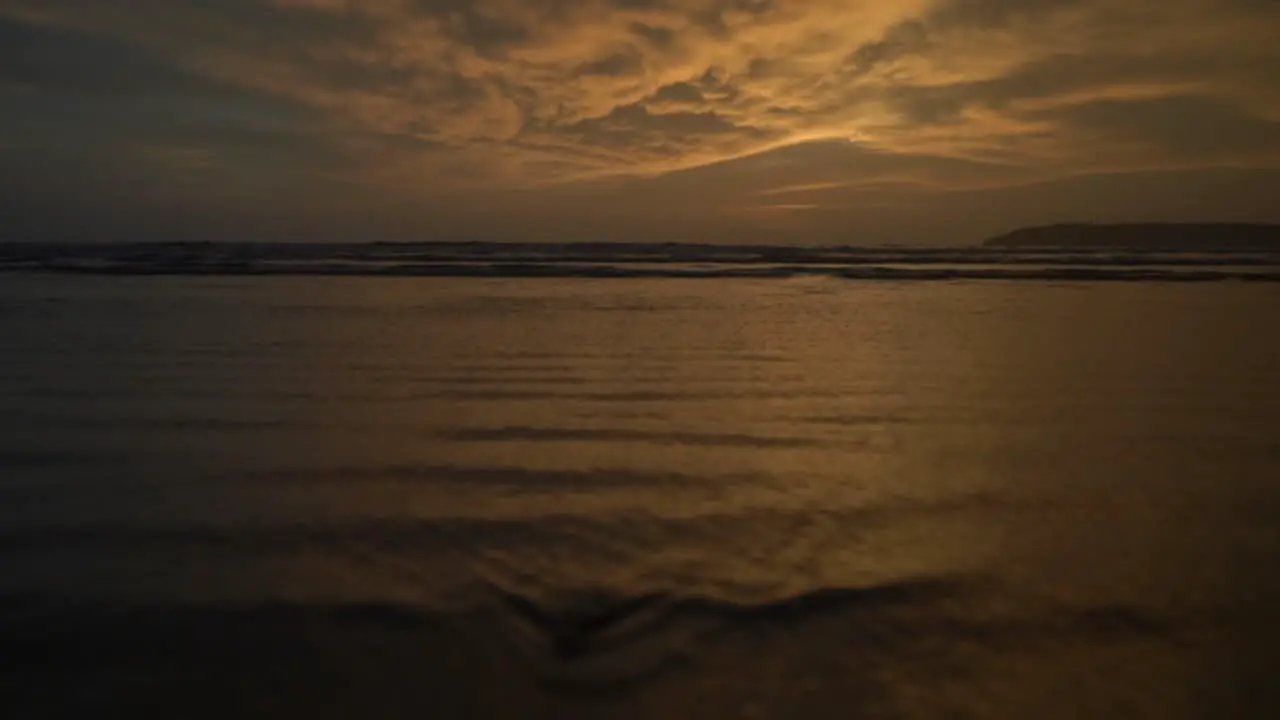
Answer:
[[1, 0, 1277, 243]]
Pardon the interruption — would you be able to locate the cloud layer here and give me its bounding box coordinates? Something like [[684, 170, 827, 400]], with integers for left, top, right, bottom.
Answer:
[[1, 0, 1277, 243]]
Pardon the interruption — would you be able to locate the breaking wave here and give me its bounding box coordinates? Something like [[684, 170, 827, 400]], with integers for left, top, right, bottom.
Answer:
[[3, 241, 1279, 281]]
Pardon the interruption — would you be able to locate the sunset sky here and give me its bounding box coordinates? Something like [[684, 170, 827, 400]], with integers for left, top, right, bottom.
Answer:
[[2, 0, 1277, 245]]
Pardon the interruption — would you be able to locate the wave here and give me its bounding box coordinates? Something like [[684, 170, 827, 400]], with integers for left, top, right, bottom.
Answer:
[[391, 388, 844, 402], [0, 449, 126, 469], [7, 260, 1280, 281], [489, 576, 961, 656], [796, 413, 919, 427], [437, 426, 829, 448], [3, 240, 1279, 282], [0, 503, 897, 550], [485, 578, 1187, 691], [245, 463, 762, 488], [4, 239, 1278, 263], [0, 576, 1182, 698]]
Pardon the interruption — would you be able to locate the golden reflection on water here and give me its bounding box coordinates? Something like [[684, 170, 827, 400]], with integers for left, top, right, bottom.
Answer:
[[196, 279, 1280, 608]]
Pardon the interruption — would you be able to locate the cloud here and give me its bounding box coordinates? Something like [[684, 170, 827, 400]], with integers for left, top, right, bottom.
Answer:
[[0, 14, 348, 192], [1026, 94, 1280, 165], [0, 0, 1277, 242]]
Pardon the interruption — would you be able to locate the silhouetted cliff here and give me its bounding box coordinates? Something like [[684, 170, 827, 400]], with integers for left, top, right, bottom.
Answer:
[[984, 223, 1280, 251]]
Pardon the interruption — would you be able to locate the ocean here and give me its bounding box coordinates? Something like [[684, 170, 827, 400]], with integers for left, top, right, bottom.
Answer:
[[1, 266, 1278, 718]]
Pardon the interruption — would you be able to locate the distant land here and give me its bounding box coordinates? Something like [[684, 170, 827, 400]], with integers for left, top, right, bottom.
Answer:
[[984, 223, 1280, 251]]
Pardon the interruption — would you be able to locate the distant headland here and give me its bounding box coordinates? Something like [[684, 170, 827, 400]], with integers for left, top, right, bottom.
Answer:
[[984, 223, 1280, 251]]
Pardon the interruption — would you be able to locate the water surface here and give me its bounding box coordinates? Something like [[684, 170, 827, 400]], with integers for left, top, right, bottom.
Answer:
[[1, 276, 1277, 718]]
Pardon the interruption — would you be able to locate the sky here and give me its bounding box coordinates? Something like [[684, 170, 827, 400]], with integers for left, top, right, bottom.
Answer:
[[1, 0, 1277, 245]]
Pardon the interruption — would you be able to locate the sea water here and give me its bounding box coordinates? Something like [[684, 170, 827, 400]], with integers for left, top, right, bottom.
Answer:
[[1, 274, 1277, 718]]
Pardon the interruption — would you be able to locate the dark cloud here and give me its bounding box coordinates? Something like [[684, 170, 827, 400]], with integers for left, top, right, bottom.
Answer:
[[432, 3, 533, 57], [650, 81, 707, 105], [931, 0, 1084, 27], [0, 15, 327, 154], [552, 102, 775, 157], [833, 0, 1085, 82], [0, 16, 301, 109], [841, 20, 929, 78], [1031, 95, 1280, 159], [629, 21, 676, 49], [575, 49, 646, 77], [0, 17, 197, 96]]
